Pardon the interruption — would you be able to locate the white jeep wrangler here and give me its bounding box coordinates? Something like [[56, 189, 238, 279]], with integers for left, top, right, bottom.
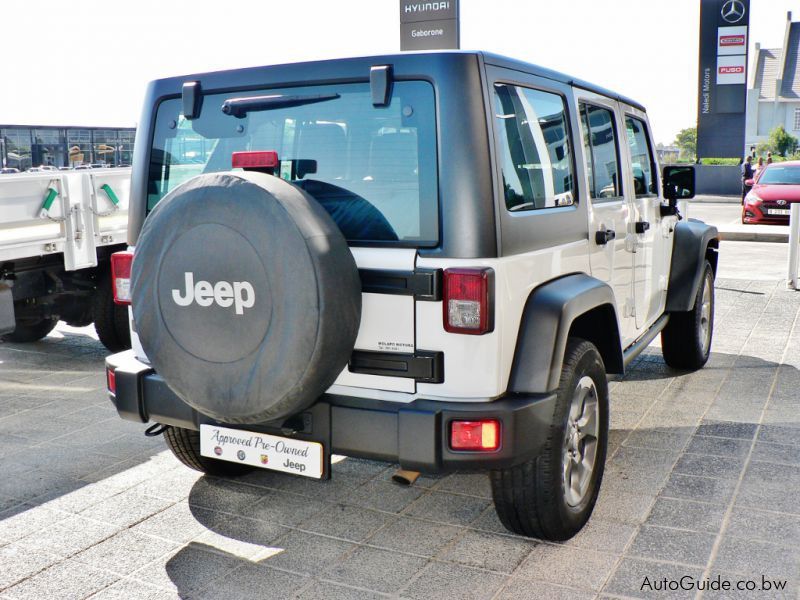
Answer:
[[106, 51, 717, 540]]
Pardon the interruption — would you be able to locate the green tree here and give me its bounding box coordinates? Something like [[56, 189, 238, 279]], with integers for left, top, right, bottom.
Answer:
[[759, 125, 799, 157], [673, 127, 697, 159]]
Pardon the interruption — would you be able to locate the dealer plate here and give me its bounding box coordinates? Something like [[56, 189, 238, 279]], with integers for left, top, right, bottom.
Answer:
[[768, 209, 790, 215], [200, 424, 323, 478]]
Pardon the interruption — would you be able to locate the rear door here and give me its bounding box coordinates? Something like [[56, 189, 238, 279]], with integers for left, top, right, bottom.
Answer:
[[622, 112, 670, 330], [575, 93, 637, 345]]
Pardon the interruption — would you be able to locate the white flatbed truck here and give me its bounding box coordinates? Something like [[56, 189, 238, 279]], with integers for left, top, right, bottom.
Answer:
[[0, 168, 132, 350]]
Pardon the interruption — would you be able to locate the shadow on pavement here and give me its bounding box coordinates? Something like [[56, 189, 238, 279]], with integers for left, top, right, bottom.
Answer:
[[162, 349, 800, 598]]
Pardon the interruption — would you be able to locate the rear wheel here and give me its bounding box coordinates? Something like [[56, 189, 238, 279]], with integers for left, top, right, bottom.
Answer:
[[661, 260, 714, 370], [1, 317, 58, 343], [163, 426, 252, 477], [490, 338, 609, 540], [92, 269, 131, 352]]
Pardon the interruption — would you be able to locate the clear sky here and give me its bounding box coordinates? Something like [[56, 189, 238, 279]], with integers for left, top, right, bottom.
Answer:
[[0, 0, 796, 144]]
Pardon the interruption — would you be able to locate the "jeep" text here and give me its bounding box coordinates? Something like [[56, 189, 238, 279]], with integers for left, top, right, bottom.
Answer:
[[172, 272, 255, 315]]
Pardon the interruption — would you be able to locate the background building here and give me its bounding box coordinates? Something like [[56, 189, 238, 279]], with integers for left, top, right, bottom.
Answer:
[[745, 11, 800, 153], [0, 125, 135, 171]]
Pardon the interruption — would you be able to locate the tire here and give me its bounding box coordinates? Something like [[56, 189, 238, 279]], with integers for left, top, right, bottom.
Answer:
[[2, 317, 58, 343], [661, 260, 714, 370], [92, 269, 131, 352], [490, 338, 609, 540], [163, 426, 252, 477], [131, 171, 361, 424]]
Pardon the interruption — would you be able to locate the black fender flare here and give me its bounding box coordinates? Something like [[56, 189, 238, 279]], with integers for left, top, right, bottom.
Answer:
[[507, 273, 623, 394], [665, 219, 719, 313]]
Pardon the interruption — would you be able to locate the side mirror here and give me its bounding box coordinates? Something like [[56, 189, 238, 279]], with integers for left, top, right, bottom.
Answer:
[[662, 165, 695, 202], [745, 178, 755, 187]]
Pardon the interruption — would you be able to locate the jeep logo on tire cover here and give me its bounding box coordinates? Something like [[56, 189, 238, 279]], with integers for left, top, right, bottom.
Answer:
[[172, 272, 255, 315]]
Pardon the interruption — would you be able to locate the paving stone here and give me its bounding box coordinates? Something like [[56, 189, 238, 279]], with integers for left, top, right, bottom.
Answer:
[[15, 514, 120, 559], [685, 435, 753, 458], [262, 530, 356, 575], [497, 579, 595, 600], [296, 581, 390, 600], [603, 557, 705, 599], [645, 497, 726, 533], [673, 452, 746, 479], [725, 507, 800, 547], [627, 524, 716, 567], [73, 530, 178, 577], [78, 577, 176, 600], [0, 544, 60, 589], [697, 420, 758, 440], [344, 480, 426, 514], [758, 424, 800, 447], [561, 518, 637, 553], [1, 561, 118, 600], [132, 542, 243, 594], [403, 491, 490, 526], [325, 546, 427, 594], [713, 537, 800, 580], [592, 490, 655, 524], [750, 441, 800, 466], [131, 502, 230, 544], [432, 473, 492, 499], [300, 503, 392, 542], [402, 561, 506, 600], [193, 516, 289, 560], [660, 473, 737, 504], [515, 544, 617, 591], [366, 517, 462, 557], [436, 529, 533, 573], [79, 488, 175, 528], [196, 563, 309, 600]]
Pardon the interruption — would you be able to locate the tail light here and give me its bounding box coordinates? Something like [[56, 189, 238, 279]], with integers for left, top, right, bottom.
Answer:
[[443, 268, 493, 334], [110, 251, 133, 305], [450, 420, 500, 451], [106, 368, 116, 395]]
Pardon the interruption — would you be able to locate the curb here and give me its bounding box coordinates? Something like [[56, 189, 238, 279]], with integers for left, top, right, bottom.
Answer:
[[693, 196, 741, 204], [719, 230, 788, 243]]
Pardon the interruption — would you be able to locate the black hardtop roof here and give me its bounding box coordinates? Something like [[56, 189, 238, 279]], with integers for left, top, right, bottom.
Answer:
[[149, 50, 646, 113]]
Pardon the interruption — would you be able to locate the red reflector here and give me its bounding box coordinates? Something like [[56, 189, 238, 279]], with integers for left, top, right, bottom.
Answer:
[[110, 251, 134, 306], [443, 268, 493, 335], [232, 151, 279, 170], [450, 420, 500, 451], [107, 368, 116, 395]]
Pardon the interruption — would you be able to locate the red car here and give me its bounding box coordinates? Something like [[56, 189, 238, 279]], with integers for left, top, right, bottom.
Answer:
[[743, 161, 800, 224]]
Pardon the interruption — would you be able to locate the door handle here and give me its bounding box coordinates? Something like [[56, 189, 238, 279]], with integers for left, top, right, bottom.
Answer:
[[635, 221, 650, 234], [595, 229, 616, 245]]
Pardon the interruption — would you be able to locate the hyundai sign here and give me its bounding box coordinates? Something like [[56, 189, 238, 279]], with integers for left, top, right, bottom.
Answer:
[[697, 0, 751, 158], [400, 1, 460, 51]]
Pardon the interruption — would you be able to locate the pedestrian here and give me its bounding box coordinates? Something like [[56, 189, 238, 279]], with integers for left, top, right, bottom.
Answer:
[[755, 156, 765, 178], [742, 155, 754, 203], [767, 151, 773, 164]]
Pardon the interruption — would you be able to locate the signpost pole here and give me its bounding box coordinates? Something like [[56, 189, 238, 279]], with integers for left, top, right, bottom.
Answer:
[[788, 203, 800, 289]]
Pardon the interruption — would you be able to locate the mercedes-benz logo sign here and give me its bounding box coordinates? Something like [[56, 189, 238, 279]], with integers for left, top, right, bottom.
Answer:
[[721, 0, 746, 24]]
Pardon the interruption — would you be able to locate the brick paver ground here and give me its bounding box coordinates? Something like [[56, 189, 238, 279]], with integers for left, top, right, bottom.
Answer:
[[0, 277, 798, 599]]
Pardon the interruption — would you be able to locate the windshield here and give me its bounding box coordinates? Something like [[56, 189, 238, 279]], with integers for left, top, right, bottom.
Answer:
[[147, 80, 438, 245], [758, 165, 800, 185]]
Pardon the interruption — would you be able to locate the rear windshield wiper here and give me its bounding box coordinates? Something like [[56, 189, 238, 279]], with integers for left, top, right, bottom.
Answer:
[[221, 93, 340, 118]]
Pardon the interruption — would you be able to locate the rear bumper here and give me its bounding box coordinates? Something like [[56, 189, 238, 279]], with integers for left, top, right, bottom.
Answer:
[[106, 350, 557, 474]]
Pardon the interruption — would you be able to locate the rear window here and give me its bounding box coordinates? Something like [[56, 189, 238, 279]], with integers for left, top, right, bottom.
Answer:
[[147, 81, 438, 246]]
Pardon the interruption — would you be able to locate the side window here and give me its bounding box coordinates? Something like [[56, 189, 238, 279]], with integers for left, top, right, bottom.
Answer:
[[625, 116, 657, 197], [494, 83, 574, 211], [579, 103, 622, 200]]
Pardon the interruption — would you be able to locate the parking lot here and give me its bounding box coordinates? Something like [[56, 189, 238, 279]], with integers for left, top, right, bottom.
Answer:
[[1, 247, 799, 599]]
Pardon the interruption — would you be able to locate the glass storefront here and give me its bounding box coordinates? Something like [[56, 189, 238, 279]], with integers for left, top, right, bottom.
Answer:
[[0, 125, 136, 170]]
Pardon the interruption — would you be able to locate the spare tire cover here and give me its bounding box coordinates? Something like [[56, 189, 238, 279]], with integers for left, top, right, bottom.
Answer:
[[131, 171, 361, 424]]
